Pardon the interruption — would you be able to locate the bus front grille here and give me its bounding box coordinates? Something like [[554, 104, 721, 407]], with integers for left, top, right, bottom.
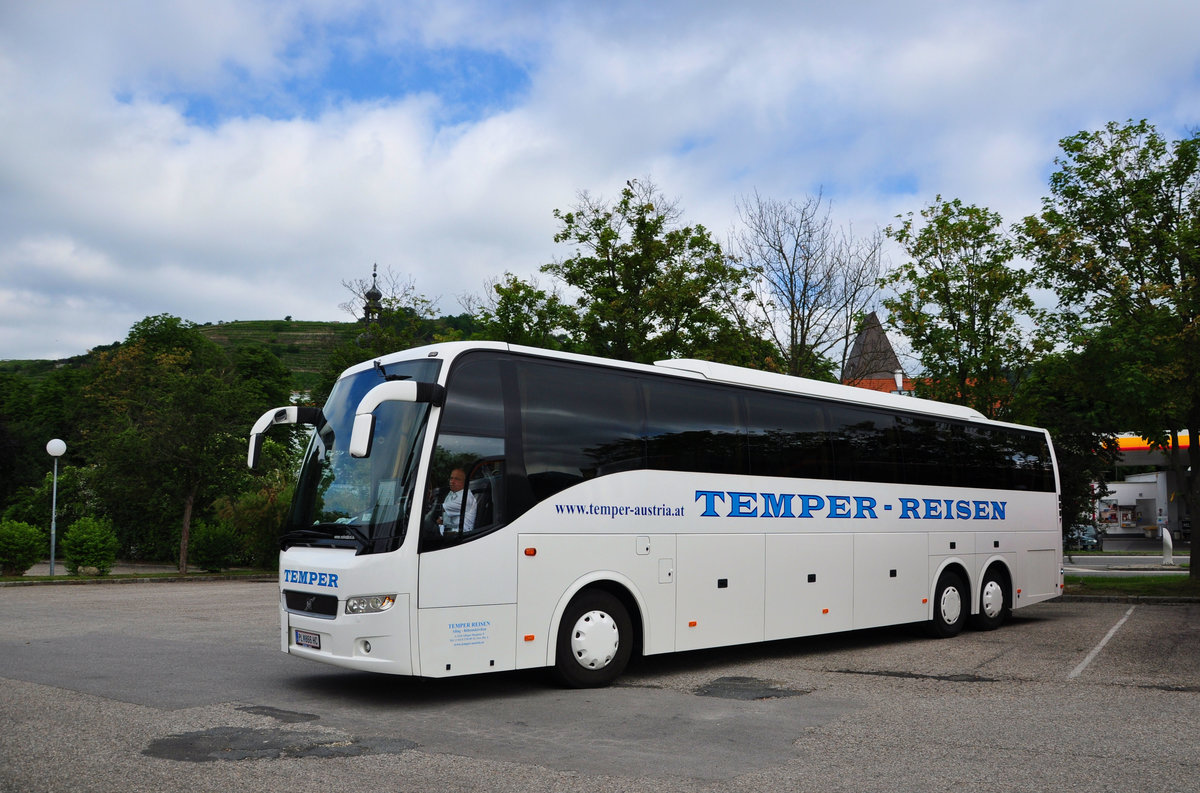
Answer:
[[283, 589, 339, 618]]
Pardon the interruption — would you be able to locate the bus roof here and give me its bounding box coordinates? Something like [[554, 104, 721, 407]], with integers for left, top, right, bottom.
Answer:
[[347, 341, 998, 425], [655, 358, 989, 422]]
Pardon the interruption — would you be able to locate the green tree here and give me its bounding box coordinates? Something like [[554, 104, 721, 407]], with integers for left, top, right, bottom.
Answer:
[[85, 315, 291, 572], [0, 362, 102, 525], [469, 273, 575, 349], [2, 464, 102, 559], [881, 196, 1038, 419], [231, 345, 293, 409], [1019, 119, 1200, 576], [0, 373, 38, 509], [1010, 351, 1121, 534], [212, 467, 294, 569], [543, 179, 765, 365], [189, 519, 241, 572]]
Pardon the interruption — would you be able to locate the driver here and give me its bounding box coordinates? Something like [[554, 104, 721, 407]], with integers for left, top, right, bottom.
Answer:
[[440, 468, 477, 534]]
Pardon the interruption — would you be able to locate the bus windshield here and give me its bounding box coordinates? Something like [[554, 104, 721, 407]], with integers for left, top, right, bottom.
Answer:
[[283, 358, 442, 554]]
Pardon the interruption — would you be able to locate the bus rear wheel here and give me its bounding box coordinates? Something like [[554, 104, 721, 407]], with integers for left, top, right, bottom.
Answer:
[[928, 571, 967, 638], [970, 568, 1010, 631], [553, 589, 632, 688]]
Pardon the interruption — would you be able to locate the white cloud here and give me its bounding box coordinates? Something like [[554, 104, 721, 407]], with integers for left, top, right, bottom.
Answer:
[[1, 0, 1199, 359]]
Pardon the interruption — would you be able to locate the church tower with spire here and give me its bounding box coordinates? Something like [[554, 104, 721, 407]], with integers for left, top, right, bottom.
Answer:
[[362, 263, 383, 324]]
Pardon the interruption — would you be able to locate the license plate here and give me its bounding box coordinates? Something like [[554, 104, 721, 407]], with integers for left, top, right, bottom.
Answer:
[[294, 629, 321, 650]]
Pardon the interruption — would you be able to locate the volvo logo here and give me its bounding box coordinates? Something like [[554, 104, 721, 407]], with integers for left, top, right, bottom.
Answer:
[[305, 596, 317, 612]]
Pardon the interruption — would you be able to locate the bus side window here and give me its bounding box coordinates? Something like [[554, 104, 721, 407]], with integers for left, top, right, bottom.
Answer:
[[642, 378, 746, 475], [423, 352, 509, 550], [744, 392, 832, 479], [827, 404, 900, 484], [517, 360, 644, 503], [422, 437, 505, 547], [894, 415, 955, 487]]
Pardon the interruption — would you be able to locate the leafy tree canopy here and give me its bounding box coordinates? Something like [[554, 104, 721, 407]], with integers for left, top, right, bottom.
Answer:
[[1019, 119, 1200, 574], [470, 273, 575, 350], [542, 179, 768, 366], [84, 314, 292, 569], [881, 196, 1039, 419]]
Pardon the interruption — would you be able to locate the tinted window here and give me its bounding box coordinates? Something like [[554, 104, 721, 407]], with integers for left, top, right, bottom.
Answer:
[[423, 353, 509, 550], [895, 415, 956, 487], [948, 423, 1055, 492], [439, 354, 505, 437], [958, 424, 1007, 489], [498, 354, 1055, 501], [826, 404, 901, 483], [518, 360, 644, 502], [745, 392, 832, 479], [643, 378, 746, 475], [991, 426, 1053, 491]]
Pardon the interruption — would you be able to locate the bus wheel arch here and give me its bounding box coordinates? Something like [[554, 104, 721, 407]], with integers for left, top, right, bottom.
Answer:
[[552, 584, 637, 688], [970, 562, 1012, 631]]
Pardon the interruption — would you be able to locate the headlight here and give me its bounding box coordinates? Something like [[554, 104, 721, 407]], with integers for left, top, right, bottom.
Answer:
[[345, 594, 397, 615]]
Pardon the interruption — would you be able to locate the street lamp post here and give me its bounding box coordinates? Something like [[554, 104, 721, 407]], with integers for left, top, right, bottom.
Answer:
[[46, 439, 66, 576]]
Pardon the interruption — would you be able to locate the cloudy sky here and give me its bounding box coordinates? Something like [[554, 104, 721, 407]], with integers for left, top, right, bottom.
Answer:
[[2, 1, 1198, 360]]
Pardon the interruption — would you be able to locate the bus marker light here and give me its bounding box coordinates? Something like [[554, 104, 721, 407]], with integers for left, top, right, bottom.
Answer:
[[524, 634, 535, 642], [524, 548, 537, 556], [688, 621, 697, 628], [922, 598, 928, 604], [822, 609, 829, 614]]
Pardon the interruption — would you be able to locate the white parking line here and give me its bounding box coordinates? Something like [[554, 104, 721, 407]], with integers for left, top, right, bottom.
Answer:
[[1068, 606, 1135, 680]]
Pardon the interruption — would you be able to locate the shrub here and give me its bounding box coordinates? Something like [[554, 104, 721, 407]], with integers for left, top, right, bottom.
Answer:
[[190, 520, 241, 572], [61, 516, 119, 576], [213, 473, 292, 569], [0, 519, 45, 576]]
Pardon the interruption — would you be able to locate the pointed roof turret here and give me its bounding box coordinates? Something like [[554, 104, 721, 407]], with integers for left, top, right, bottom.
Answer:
[[841, 311, 902, 384]]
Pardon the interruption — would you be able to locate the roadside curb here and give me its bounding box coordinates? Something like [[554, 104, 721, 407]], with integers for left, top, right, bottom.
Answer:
[[0, 574, 277, 588], [1062, 594, 1200, 605]]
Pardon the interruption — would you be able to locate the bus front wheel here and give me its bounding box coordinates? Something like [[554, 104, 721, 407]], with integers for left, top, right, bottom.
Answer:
[[928, 571, 967, 638], [553, 589, 632, 688]]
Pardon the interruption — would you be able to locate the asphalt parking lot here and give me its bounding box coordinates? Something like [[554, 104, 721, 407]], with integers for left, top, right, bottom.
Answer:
[[2, 581, 1198, 792]]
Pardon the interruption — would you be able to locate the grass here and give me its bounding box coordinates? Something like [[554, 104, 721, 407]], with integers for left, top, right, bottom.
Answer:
[[1064, 574, 1200, 598], [1, 569, 275, 584], [197, 319, 360, 390]]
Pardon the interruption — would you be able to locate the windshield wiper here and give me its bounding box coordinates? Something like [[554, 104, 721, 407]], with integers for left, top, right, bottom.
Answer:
[[374, 360, 413, 381], [280, 524, 368, 551]]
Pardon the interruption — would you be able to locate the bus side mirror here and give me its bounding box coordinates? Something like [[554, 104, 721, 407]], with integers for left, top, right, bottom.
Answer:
[[247, 406, 325, 469], [349, 381, 445, 458]]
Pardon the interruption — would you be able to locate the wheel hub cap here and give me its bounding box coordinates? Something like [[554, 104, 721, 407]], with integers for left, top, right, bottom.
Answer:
[[570, 609, 619, 670], [981, 580, 1004, 618], [940, 586, 962, 624]]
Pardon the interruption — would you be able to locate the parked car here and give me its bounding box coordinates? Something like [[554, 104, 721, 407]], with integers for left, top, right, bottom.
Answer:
[[1066, 524, 1102, 551]]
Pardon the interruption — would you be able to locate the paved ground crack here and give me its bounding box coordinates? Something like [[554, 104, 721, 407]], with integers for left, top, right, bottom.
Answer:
[[236, 704, 319, 723], [144, 727, 417, 762], [833, 669, 999, 683]]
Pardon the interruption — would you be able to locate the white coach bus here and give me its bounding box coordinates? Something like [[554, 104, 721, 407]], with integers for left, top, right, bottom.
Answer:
[[248, 342, 1062, 687]]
